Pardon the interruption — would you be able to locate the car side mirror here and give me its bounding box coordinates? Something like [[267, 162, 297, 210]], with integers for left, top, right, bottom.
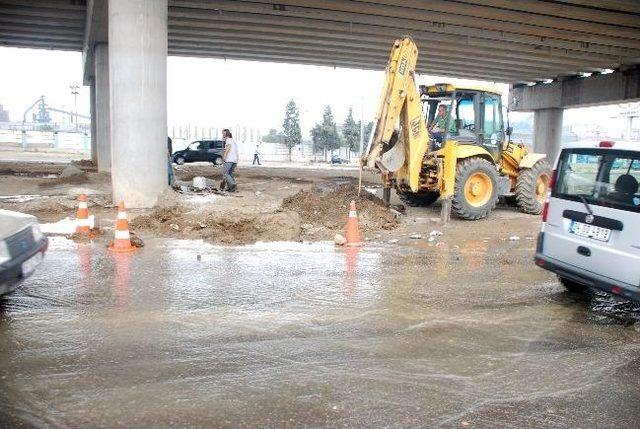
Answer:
[[506, 126, 513, 136]]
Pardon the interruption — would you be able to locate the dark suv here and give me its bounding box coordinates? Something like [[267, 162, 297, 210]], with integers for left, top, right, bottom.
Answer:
[[172, 140, 225, 165]]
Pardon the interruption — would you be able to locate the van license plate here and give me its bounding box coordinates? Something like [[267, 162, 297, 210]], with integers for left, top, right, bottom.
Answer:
[[569, 221, 611, 242], [21, 252, 43, 276]]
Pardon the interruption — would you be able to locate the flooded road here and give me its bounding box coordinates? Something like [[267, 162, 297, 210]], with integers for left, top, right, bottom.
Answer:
[[1, 237, 639, 428]]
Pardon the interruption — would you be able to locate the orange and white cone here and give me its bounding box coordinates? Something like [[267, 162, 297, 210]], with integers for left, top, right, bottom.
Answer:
[[345, 200, 363, 247], [108, 201, 136, 253], [75, 193, 91, 235]]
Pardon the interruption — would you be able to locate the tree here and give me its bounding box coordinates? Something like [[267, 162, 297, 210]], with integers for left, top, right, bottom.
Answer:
[[261, 128, 286, 143], [342, 107, 360, 159], [355, 120, 374, 156], [310, 105, 341, 161], [282, 99, 302, 161]]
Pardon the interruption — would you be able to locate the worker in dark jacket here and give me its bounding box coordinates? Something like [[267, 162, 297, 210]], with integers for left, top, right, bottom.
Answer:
[[167, 136, 174, 186]]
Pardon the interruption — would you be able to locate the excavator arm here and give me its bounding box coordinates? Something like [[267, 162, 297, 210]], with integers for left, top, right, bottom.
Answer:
[[361, 37, 429, 192]]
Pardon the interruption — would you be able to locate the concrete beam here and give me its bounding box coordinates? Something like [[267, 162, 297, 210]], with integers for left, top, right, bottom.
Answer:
[[82, 0, 108, 85], [174, 0, 640, 55], [509, 67, 640, 111], [454, 0, 640, 27], [167, 27, 591, 74], [169, 5, 637, 63], [168, 38, 557, 79]]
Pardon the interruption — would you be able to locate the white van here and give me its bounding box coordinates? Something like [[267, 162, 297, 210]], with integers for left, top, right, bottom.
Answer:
[[535, 141, 640, 302]]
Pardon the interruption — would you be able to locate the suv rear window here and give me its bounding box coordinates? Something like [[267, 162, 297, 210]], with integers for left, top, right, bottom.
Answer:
[[553, 148, 640, 213]]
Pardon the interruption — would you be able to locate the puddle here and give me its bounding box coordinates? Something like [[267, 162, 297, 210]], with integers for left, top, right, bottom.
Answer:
[[40, 215, 94, 235]]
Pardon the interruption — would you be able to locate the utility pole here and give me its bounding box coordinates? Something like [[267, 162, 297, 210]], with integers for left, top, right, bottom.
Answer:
[[70, 84, 79, 130], [359, 95, 364, 158]]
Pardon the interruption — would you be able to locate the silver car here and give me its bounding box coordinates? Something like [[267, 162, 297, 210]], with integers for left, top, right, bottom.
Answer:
[[535, 141, 640, 302], [0, 209, 48, 295]]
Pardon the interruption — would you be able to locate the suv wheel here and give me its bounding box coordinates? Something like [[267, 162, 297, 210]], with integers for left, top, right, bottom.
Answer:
[[213, 157, 223, 166], [175, 156, 185, 165]]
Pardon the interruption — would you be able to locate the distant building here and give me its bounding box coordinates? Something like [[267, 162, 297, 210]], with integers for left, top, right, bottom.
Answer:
[[0, 104, 9, 122]]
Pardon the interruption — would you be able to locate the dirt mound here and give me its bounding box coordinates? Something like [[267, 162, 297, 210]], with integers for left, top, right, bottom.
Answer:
[[282, 183, 397, 239], [71, 159, 97, 171], [130, 205, 301, 245], [130, 183, 397, 245]]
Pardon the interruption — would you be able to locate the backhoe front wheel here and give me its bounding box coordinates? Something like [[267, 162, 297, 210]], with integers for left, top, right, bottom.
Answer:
[[452, 157, 499, 220], [515, 160, 552, 214]]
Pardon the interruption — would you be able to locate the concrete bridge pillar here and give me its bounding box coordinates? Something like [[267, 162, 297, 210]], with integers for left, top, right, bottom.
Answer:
[[89, 79, 97, 164], [95, 42, 111, 172], [108, 0, 167, 207], [533, 108, 563, 164]]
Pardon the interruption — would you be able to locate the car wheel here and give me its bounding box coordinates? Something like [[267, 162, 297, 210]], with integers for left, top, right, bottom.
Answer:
[[175, 156, 185, 165], [213, 157, 223, 166], [559, 276, 586, 293]]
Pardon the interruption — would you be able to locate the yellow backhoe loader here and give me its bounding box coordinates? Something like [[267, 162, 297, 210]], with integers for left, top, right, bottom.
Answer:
[[362, 37, 551, 221]]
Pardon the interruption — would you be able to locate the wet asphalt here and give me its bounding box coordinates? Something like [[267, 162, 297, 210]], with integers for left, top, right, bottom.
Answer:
[[0, 237, 639, 428]]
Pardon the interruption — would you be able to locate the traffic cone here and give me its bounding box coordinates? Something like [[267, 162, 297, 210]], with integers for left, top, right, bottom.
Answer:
[[344, 200, 363, 247], [75, 193, 91, 235], [108, 201, 136, 253]]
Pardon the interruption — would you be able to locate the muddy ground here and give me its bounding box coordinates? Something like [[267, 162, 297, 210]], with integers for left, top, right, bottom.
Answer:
[[0, 159, 542, 248]]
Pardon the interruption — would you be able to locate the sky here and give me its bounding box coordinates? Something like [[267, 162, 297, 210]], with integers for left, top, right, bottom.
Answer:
[[0, 47, 637, 140]]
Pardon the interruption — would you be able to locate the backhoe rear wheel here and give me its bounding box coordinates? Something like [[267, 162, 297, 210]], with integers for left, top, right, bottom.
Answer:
[[396, 189, 440, 207], [452, 157, 499, 220], [515, 160, 551, 215]]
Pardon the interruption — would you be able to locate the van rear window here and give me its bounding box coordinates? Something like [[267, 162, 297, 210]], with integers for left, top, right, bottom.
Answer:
[[553, 148, 640, 213]]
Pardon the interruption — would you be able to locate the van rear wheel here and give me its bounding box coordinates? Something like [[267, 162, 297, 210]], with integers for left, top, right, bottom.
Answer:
[[515, 160, 551, 214], [559, 277, 586, 293]]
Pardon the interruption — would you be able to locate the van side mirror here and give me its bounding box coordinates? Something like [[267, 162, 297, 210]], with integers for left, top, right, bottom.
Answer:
[[505, 126, 513, 136]]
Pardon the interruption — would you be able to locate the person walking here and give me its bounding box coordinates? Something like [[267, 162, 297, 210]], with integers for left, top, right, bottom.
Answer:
[[221, 128, 238, 192], [253, 144, 261, 165]]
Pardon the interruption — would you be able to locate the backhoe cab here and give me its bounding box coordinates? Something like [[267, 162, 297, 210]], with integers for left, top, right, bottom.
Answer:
[[362, 37, 551, 221]]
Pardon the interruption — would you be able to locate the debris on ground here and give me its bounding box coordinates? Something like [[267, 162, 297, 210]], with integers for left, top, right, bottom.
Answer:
[[509, 235, 521, 241], [192, 176, 207, 190], [39, 166, 89, 187], [70, 159, 97, 170], [61, 165, 84, 178], [409, 233, 423, 239], [130, 205, 302, 245], [334, 233, 346, 246], [68, 228, 103, 243], [282, 183, 398, 240], [429, 230, 443, 237]]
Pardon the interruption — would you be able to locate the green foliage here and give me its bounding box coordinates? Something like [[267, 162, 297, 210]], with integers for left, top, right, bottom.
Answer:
[[310, 105, 341, 155], [355, 120, 374, 154], [342, 107, 360, 153], [262, 128, 286, 143], [282, 99, 302, 152]]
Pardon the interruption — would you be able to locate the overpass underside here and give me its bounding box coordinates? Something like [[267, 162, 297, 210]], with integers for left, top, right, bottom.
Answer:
[[1, 0, 639, 206]]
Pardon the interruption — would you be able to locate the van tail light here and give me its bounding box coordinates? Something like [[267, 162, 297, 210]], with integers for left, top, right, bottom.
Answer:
[[599, 141, 615, 148], [541, 169, 556, 223], [542, 201, 550, 222]]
